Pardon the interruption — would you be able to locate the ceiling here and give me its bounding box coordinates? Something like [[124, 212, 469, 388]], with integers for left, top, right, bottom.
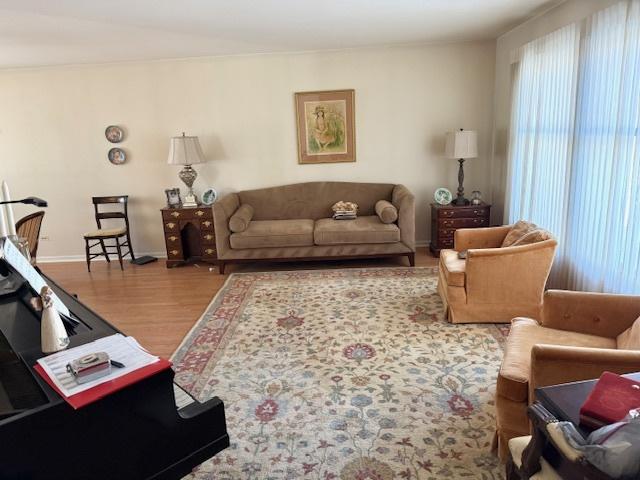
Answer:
[[0, 0, 562, 69]]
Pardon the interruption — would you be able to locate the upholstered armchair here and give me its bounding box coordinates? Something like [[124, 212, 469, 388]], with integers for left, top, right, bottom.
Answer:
[[495, 289, 640, 460], [437, 225, 557, 324]]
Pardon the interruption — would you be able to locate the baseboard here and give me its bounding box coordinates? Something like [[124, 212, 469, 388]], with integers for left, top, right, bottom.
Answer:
[[37, 251, 167, 263], [37, 243, 429, 263]]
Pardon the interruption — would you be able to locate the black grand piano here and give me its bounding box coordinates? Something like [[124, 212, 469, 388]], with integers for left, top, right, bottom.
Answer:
[[0, 245, 229, 479]]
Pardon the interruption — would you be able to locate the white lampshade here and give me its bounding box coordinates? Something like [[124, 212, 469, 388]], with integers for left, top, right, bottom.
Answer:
[[167, 134, 207, 166], [445, 130, 478, 159]]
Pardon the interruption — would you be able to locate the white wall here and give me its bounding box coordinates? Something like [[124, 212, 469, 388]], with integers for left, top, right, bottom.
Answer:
[[490, 0, 619, 223], [0, 42, 496, 259]]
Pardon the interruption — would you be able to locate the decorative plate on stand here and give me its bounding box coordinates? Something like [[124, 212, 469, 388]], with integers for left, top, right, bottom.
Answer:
[[434, 187, 453, 205], [202, 188, 218, 206]]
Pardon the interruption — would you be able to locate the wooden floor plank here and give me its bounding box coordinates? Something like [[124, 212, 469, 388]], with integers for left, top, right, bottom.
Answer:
[[41, 248, 438, 358]]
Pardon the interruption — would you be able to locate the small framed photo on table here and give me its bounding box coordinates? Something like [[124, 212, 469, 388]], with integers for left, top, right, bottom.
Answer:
[[164, 188, 181, 208]]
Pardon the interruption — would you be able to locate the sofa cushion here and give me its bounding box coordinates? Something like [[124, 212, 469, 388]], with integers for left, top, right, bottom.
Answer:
[[230, 219, 314, 249], [314, 216, 400, 245], [498, 318, 616, 403], [375, 200, 398, 224], [439, 249, 466, 287], [617, 316, 640, 350], [229, 204, 254, 233], [501, 220, 538, 247]]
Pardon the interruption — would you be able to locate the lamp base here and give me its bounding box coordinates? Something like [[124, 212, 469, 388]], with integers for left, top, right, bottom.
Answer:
[[182, 191, 198, 208], [453, 196, 470, 206]]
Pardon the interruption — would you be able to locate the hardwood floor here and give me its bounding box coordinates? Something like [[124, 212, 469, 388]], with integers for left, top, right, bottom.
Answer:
[[41, 248, 438, 358]]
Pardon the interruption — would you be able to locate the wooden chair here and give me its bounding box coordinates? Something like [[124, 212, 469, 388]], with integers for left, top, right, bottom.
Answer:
[[15, 211, 45, 264], [84, 196, 135, 272]]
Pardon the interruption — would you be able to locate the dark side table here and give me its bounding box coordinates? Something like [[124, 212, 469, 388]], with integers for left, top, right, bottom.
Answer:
[[160, 205, 218, 268], [429, 202, 491, 256]]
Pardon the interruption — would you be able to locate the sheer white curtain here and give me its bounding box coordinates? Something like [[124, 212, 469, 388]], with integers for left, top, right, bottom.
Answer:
[[506, 1, 640, 293], [564, 1, 640, 293], [505, 23, 580, 284]]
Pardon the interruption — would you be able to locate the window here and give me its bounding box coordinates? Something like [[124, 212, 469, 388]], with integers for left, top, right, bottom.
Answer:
[[506, 0, 640, 293]]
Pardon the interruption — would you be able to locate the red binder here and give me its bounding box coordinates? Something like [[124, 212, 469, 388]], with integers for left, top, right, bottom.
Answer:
[[579, 371, 640, 429], [34, 358, 172, 409]]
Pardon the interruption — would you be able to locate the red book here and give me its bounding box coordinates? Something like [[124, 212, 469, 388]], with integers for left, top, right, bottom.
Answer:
[[579, 371, 640, 429], [34, 358, 172, 409]]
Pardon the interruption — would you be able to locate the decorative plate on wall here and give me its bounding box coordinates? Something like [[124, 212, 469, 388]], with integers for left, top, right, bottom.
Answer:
[[201, 188, 218, 205], [434, 187, 452, 205], [108, 147, 126, 165], [105, 125, 124, 143]]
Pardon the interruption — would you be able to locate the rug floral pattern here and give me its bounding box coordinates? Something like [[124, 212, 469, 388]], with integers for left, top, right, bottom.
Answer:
[[173, 268, 506, 479]]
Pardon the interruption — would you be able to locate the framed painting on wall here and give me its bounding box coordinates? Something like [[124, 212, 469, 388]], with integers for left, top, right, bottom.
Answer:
[[295, 89, 355, 164]]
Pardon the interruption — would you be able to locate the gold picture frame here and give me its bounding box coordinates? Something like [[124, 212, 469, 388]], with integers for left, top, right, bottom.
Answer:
[[295, 89, 355, 164]]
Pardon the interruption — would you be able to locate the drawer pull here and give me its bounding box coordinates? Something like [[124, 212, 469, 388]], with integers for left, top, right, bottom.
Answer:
[[205, 248, 215, 255], [170, 250, 179, 256], [170, 211, 181, 218], [195, 210, 205, 217], [204, 234, 213, 241], [168, 235, 178, 242], [165, 222, 176, 229], [202, 221, 212, 227]]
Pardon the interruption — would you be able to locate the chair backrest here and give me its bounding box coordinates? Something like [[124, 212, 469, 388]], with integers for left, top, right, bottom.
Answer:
[[92, 195, 130, 231], [15, 211, 45, 261]]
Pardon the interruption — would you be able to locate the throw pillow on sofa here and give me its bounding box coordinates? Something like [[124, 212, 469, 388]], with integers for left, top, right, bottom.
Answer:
[[375, 200, 398, 224], [501, 220, 538, 247], [229, 204, 254, 232]]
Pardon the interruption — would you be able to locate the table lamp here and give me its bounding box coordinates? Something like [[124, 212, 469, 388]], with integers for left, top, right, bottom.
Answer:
[[167, 133, 207, 208], [445, 129, 478, 206]]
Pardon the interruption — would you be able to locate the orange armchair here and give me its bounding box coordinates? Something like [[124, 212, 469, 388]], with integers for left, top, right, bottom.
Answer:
[[437, 226, 557, 324], [495, 289, 640, 460]]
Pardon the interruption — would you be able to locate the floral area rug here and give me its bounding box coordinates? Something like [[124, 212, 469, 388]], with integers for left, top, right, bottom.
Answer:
[[172, 267, 506, 480]]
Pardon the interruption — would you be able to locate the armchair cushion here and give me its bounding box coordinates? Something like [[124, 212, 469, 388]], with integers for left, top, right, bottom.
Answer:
[[498, 318, 616, 403], [617, 316, 640, 350], [501, 220, 538, 247], [439, 249, 466, 287], [511, 228, 553, 246]]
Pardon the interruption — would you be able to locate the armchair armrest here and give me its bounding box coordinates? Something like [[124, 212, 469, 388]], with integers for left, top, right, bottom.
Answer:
[[464, 239, 557, 305], [454, 225, 511, 251], [392, 185, 415, 251], [542, 290, 640, 339], [213, 193, 240, 259], [530, 344, 640, 400]]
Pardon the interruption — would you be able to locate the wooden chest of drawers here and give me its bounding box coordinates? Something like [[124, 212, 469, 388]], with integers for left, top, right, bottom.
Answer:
[[429, 203, 491, 256], [161, 206, 218, 268]]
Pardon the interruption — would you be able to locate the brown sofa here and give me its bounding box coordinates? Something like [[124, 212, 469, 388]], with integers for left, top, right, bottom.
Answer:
[[437, 225, 557, 323], [495, 290, 640, 460], [212, 182, 415, 273]]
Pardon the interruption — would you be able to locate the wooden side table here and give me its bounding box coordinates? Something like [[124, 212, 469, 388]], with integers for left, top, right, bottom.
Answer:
[[429, 202, 491, 256], [161, 206, 218, 268]]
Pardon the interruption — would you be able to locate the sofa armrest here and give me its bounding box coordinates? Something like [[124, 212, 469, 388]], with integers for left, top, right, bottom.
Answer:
[[213, 193, 240, 259], [530, 344, 640, 401], [392, 184, 415, 251], [541, 290, 640, 339], [454, 226, 511, 251], [464, 239, 557, 305]]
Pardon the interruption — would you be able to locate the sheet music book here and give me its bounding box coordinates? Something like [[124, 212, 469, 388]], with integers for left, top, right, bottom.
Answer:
[[36, 333, 161, 398], [0, 237, 70, 317]]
